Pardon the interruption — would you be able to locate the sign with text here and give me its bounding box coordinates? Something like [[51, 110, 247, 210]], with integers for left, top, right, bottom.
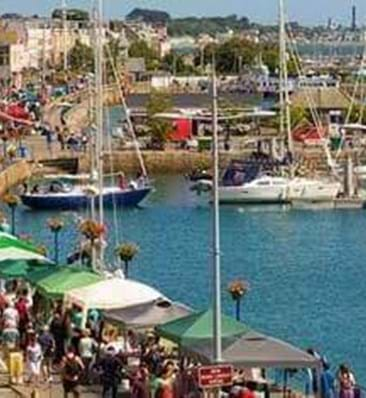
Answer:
[[198, 364, 234, 389]]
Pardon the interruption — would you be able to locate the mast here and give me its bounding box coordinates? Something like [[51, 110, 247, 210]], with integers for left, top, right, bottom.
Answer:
[[61, 0, 68, 71], [211, 57, 222, 363], [95, 0, 105, 264], [279, 0, 293, 157]]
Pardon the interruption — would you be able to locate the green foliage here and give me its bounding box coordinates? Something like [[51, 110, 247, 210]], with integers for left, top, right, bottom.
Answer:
[[128, 40, 160, 70], [348, 105, 366, 125], [146, 91, 173, 147], [52, 8, 89, 21], [168, 15, 250, 37], [291, 106, 311, 127], [68, 40, 94, 73], [105, 37, 126, 82], [161, 53, 197, 75], [127, 8, 170, 24]]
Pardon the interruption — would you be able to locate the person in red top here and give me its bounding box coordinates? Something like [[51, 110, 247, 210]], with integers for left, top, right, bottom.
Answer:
[[238, 382, 256, 398], [15, 294, 30, 338]]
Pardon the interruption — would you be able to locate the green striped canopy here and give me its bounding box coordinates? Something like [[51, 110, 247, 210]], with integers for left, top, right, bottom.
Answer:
[[156, 309, 250, 346], [0, 233, 49, 263], [35, 267, 104, 299], [0, 260, 56, 279]]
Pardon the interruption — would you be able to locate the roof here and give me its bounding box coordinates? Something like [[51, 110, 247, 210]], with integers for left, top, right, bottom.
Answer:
[[290, 87, 351, 110], [187, 331, 322, 370], [65, 278, 164, 311], [104, 299, 192, 328], [126, 58, 146, 74], [155, 309, 250, 345]]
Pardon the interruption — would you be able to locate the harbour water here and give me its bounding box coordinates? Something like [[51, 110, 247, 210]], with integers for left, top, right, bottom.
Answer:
[[12, 175, 366, 383]]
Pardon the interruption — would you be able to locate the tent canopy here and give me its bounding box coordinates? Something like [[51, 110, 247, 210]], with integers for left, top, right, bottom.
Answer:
[[65, 278, 164, 311], [155, 309, 250, 345], [0, 260, 51, 279], [186, 331, 321, 370], [0, 233, 50, 263], [35, 267, 104, 299], [104, 299, 192, 328]]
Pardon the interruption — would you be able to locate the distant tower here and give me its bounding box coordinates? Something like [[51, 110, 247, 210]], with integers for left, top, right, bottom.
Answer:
[[351, 5, 357, 31]]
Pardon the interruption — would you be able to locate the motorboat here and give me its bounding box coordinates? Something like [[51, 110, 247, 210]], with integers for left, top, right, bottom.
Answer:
[[219, 175, 289, 204], [287, 178, 341, 202], [20, 176, 151, 210]]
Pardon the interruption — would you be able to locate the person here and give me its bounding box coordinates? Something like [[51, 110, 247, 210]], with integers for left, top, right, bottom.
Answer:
[[321, 363, 336, 398], [118, 172, 127, 190], [61, 349, 84, 398], [1, 320, 20, 351], [155, 361, 175, 398], [38, 325, 55, 383], [50, 312, 66, 364], [78, 328, 96, 384], [26, 333, 42, 386], [3, 302, 19, 328], [97, 346, 124, 398], [15, 292, 30, 339], [338, 364, 356, 398], [131, 363, 150, 398]]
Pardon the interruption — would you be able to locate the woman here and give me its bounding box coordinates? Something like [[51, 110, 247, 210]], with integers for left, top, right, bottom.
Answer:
[[338, 364, 356, 398], [61, 349, 84, 398], [26, 333, 43, 386]]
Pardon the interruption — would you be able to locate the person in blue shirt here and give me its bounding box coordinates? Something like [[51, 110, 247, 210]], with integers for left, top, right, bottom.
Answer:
[[321, 363, 336, 398]]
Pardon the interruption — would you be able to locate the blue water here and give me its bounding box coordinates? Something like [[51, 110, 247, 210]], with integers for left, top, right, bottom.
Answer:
[[8, 175, 366, 382]]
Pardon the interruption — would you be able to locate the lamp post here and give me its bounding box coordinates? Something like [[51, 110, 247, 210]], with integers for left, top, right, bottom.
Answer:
[[211, 56, 222, 363]]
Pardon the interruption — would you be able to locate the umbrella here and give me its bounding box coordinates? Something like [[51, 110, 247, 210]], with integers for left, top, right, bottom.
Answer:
[[156, 309, 250, 346], [0, 233, 50, 263], [35, 267, 104, 299], [0, 260, 55, 280]]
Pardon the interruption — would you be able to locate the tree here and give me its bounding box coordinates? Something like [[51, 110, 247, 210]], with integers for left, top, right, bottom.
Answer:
[[128, 40, 160, 71], [2, 193, 20, 235], [52, 8, 89, 21], [68, 40, 94, 73], [228, 280, 249, 321], [126, 8, 171, 24], [105, 37, 126, 82], [115, 243, 139, 278], [146, 90, 173, 148], [47, 218, 64, 264]]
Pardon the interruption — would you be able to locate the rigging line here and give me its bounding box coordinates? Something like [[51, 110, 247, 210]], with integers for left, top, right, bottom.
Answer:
[[104, 92, 121, 248], [104, 36, 148, 178], [285, 12, 338, 176]]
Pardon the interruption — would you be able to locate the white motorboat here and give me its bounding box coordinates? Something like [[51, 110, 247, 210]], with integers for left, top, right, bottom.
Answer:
[[287, 178, 341, 202], [219, 176, 289, 204]]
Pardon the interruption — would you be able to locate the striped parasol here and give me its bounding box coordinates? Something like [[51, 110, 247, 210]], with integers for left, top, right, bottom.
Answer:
[[0, 233, 50, 263]]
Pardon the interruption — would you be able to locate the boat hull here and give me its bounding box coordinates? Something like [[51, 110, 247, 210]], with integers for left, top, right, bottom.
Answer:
[[21, 188, 151, 210], [288, 179, 341, 202], [219, 185, 288, 204]]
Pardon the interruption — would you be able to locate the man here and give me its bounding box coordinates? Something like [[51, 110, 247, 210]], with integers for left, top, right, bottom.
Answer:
[[60, 349, 84, 398], [38, 325, 55, 383], [97, 346, 124, 398]]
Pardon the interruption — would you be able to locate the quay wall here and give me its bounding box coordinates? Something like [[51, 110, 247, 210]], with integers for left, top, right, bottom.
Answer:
[[78, 150, 243, 174]]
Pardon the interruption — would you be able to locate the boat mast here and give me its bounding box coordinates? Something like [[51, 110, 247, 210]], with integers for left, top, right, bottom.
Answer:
[[211, 57, 222, 363], [279, 0, 293, 157], [61, 0, 68, 71], [95, 0, 105, 265]]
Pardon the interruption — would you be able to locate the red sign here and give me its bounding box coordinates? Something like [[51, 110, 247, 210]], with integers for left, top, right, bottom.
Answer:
[[198, 365, 234, 389]]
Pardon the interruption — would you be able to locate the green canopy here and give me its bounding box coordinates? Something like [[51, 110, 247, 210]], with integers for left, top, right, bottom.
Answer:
[[0, 232, 50, 263], [0, 260, 52, 279], [155, 309, 250, 346], [26, 265, 60, 285], [35, 267, 104, 299]]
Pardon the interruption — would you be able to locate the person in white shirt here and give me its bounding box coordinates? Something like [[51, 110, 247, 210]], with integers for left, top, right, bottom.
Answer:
[[3, 302, 19, 327]]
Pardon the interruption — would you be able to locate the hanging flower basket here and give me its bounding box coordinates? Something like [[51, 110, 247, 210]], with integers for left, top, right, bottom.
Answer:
[[47, 218, 65, 233], [79, 219, 106, 241], [228, 280, 250, 301], [2, 193, 20, 208]]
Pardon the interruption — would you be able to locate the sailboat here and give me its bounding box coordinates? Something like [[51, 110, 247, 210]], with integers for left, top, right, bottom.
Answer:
[[21, 6, 152, 211], [212, 0, 340, 205]]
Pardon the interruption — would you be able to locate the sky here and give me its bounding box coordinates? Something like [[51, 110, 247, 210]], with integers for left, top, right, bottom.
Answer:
[[0, 0, 365, 26]]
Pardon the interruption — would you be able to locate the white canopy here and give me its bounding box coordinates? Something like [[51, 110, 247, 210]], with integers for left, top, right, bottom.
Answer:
[[65, 278, 165, 311]]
